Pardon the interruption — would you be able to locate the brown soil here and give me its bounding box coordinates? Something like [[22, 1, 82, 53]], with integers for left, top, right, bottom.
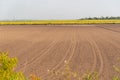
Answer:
[[0, 24, 120, 80]]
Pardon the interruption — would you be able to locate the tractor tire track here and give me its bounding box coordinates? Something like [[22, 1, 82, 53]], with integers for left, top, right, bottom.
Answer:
[[96, 25, 120, 33], [29, 40, 57, 64], [67, 30, 77, 62], [18, 40, 57, 70], [88, 37, 104, 77], [42, 42, 73, 79], [86, 38, 97, 73], [43, 30, 77, 80]]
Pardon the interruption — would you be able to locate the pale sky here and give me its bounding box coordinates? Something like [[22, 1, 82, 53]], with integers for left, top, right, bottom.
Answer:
[[0, 0, 120, 20]]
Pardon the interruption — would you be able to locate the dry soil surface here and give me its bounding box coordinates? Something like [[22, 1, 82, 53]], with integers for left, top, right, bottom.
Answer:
[[0, 24, 120, 80]]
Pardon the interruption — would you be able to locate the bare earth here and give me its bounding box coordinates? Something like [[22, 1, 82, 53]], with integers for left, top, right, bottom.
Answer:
[[0, 24, 120, 80]]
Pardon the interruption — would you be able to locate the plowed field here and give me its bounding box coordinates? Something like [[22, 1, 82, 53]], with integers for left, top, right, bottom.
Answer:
[[0, 24, 120, 80]]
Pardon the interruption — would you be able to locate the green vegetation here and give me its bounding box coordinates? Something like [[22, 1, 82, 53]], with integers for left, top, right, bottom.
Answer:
[[80, 16, 120, 20], [82, 72, 99, 80], [0, 52, 27, 80], [112, 60, 120, 80], [112, 76, 120, 80]]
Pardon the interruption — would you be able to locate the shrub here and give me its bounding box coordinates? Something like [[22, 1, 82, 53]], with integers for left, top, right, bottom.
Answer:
[[0, 52, 27, 80], [113, 59, 120, 80], [112, 76, 120, 80], [30, 74, 41, 80], [82, 72, 99, 80]]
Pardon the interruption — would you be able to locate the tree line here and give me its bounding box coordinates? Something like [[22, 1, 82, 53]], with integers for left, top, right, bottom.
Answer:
[[79, 16, 120, 20]]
